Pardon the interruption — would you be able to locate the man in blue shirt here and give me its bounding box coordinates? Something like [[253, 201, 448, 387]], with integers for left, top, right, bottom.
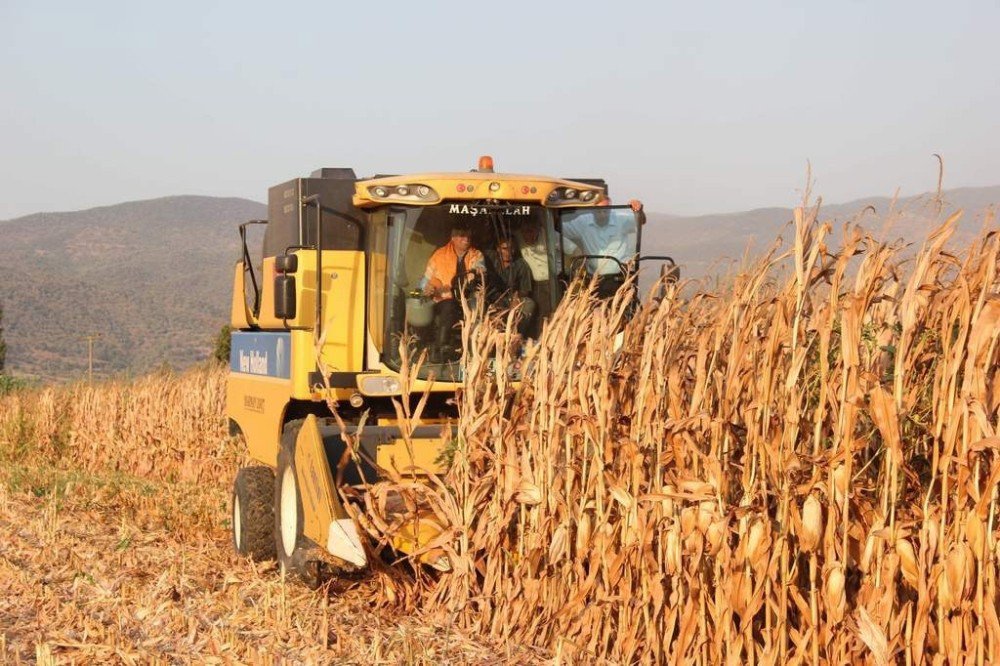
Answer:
[[561, 198, 644, 297]]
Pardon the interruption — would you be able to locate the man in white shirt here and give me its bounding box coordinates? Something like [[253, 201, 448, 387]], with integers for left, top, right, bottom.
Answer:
[[518, 222, 552, 336], [560, 198, 644, 297]]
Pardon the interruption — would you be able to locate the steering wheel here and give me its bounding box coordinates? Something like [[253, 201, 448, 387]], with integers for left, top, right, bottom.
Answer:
[[568, 255, 628, 278]]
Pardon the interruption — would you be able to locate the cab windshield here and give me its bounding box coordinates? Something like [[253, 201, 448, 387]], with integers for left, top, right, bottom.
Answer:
[[378, 203, 557, 380]]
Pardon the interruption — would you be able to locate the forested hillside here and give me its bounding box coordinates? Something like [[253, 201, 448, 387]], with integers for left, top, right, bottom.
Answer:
[[0, 196, 264, 380]]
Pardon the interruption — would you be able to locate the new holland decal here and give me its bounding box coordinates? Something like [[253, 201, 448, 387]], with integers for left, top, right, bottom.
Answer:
[[230, 332, 291, 379]]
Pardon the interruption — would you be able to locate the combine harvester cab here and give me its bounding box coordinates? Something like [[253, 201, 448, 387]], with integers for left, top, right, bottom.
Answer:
[[225, 157, 677, 584]]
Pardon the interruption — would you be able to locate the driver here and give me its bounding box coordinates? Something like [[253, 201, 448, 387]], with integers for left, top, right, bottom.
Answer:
[[419, 225, 485, 361], [561, 197, 644, 297]]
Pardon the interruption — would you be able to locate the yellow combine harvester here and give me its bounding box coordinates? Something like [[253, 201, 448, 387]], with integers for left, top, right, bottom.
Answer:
[[227, 156, 674, 582]]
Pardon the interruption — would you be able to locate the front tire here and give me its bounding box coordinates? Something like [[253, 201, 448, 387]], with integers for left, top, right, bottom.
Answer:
[[274, 421, 322, 587], [231, 466, 276, 561]]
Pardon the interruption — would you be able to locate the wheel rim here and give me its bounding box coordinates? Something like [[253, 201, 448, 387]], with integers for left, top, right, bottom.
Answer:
[[280, 466, 298, 558], [233, 494, 243, 550]]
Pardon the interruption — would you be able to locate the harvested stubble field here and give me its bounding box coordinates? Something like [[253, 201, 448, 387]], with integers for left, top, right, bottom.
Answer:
[[0, 370, 522, 664], [1, 198, 999, 664]]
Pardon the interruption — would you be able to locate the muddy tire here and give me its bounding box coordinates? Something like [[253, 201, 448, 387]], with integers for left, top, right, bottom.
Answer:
[[274, 421, 323, 588], [232, 466, 276, 561]]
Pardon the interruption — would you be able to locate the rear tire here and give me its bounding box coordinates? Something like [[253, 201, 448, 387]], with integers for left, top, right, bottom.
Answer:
[[274, 421, 322, 587], [231, 466, 276, 561]]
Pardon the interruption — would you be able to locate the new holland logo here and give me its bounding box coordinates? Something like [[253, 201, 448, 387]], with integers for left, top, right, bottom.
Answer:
[[239, 349, 268, 375], [231, 332, 291, 379]]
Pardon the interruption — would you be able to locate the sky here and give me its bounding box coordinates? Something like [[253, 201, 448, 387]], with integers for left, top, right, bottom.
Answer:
[[1, 0, 998, 220]]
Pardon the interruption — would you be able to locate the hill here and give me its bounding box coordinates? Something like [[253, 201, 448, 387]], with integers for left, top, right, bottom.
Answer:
[[0, 196, 265, 380], [641, 185, 999, 279], [0, 186, 996, 379]]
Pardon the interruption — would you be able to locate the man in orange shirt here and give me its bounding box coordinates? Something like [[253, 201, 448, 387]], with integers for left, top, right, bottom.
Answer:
[[419, 226, 485, 362]]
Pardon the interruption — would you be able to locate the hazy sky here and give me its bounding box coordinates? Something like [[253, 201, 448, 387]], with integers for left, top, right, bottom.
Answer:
[[1, 0, 998, 220]]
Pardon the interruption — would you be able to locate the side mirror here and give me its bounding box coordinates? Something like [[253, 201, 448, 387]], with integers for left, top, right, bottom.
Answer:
[[661, 262, 680, 283], [276, 253, 298, 274], [274, 274, 296, 319]]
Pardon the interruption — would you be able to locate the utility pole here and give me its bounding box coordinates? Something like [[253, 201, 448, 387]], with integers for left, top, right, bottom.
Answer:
[[83, 333, 102, 383]]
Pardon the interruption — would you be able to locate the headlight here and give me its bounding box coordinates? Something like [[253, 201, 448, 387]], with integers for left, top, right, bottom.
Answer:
[[359, 375, 402, 396], [546, 187, 601, 205], [367, 184, 437, 202], [488, 358, 524, 381]]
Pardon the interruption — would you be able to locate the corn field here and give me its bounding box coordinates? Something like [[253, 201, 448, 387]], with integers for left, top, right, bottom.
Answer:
[[361, 201, 1000, 664], [1, 199, 998, 663], [0, 366, 234, 486]]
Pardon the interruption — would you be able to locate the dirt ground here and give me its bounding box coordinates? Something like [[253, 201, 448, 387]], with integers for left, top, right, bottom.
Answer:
[[0, 464, 542, 665]]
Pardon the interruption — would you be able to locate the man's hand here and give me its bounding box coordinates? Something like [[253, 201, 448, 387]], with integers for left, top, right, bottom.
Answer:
[[629, 199, 643, 212], [422, 282, 436, 297]]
